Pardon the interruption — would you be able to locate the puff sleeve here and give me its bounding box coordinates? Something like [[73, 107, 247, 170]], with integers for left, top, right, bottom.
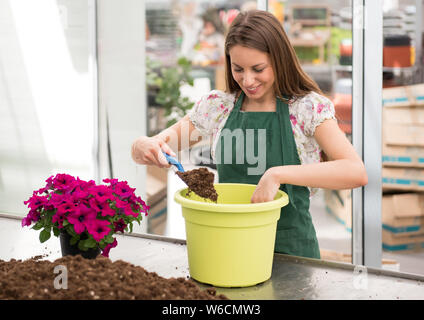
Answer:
[[302, 92, 337, 137], [188, 90, 235, 136]]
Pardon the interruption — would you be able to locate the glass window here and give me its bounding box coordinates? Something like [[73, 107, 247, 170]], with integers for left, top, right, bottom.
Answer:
[[0, 0, 96, 216], [380, 0, 424, 275], [145, 0, 264, 238], [280, 0, 354, 264], [144, 1, 356, 252], [145, 1, 424, 276]]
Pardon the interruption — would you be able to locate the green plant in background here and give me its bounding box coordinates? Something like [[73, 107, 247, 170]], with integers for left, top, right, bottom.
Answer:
[[146, 57, 162, 88], [293, 27, 352, 63], [146, 56, 194, 127], [329, 27, 352, 60]]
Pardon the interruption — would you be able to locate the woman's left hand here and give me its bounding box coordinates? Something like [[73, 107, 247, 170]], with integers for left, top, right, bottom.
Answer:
[[251, 167, 281, 203]]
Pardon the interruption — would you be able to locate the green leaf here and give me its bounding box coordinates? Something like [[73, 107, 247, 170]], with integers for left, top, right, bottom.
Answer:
[[104, 235, 114, 244], [46, 209, 55, 216], [70, 235, 80, 245], [67, 225, 77, 236], [52, 226, 60, 237], [84, 238, 97, 248], [39, 229, 51, 243], [62, 220, 69, 226], [32, 222, 43, 231], [78, 240, 88, 251]]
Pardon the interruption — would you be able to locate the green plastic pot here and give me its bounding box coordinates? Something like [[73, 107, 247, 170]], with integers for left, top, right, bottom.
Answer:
[[174, 183, 289, 287]]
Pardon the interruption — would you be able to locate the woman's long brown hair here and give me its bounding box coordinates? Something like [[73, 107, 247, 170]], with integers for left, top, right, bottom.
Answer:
[[225, 10, 322, 100]]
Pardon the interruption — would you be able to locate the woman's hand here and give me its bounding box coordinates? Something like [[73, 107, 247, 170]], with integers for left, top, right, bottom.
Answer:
[[251, 167, 281, 203], [131, 136, 176, 168]]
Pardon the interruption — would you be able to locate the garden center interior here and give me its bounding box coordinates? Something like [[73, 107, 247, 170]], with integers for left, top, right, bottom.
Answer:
[[1, 0, 424, 284]]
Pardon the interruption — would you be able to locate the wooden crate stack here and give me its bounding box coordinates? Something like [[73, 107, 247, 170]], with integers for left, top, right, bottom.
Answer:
[[324, 189, 352, 233], [146, 166, 168, 235], [382, 84, 424, 251]]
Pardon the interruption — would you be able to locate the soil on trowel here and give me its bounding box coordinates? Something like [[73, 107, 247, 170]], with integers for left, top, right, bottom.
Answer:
[[0, 255, 228, 300], [176, 167, 218, 202]]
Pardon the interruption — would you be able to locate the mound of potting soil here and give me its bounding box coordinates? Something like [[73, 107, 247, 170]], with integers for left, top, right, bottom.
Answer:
[[0, 255, 228, 300], [176, 167, 218, 202]]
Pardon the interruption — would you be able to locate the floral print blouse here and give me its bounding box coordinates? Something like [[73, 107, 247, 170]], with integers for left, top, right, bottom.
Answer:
[[188, 90, 336, 196]]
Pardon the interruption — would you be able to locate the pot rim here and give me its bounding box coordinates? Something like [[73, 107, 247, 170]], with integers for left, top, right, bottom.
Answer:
[[174, 183, 289, 213]]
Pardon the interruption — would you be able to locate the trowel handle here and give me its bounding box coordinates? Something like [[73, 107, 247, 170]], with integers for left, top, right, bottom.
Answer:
[[162, 151, 185, 172]]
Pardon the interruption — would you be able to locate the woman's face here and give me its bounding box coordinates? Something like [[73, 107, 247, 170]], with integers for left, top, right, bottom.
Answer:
[[229, 45, 275, 103]]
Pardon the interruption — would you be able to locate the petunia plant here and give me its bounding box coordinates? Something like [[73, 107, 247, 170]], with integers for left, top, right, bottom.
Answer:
[[22, 173, 149, 257]]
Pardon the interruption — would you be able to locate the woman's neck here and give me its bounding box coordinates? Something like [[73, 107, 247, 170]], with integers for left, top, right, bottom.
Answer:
[[242, 95, 276, 112]]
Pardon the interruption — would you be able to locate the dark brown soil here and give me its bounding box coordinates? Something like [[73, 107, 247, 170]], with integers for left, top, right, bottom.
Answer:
[[176, 168, 218, 202], [0, 255, 228, 300]]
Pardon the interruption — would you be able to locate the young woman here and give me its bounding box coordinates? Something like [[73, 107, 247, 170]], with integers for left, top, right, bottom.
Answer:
[[132, 10, 368, 259]]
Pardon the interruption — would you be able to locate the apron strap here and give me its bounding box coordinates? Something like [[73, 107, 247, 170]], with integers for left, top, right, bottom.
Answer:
[[234, 91, 244, 111], [276, 97, 298, 210]]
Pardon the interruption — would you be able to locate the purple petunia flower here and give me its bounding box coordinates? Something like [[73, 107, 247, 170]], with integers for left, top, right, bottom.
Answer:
[[113, 181, 135, 199], [49, 193, 67, 207], [45, 175, 55, 189], [88, 185, 112, 204], [52, 210, 66, 228], [101, 238, 117, 257], [115, 199, 138, 218], [21, 209, 40, 227], [23, 194, 48, 211], [67, 205, 96, 234], [71, 185, 89, 200], [137, 197, 150, 215], [21, 216, 32, 227], [103, 178, 118, 186], [56, 200, 78, 218], [86, 219, 111, 242], [52, 173, 76, 191], [113, 218, 127, 233], [89, 198, 116, 217], [75, 177, 96, 191]]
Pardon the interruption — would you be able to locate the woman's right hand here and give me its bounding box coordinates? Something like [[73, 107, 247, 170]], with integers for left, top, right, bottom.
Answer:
[[131, 136, 176, 168]]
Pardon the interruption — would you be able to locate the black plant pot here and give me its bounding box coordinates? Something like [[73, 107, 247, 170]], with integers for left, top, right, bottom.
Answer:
[[59, 230, 101, 259]]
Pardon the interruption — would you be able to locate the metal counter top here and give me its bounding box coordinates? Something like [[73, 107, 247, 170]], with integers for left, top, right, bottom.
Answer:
[[1, 215, 423, 300], [207, 254, 424, 300], [126, 232, 424, 300]]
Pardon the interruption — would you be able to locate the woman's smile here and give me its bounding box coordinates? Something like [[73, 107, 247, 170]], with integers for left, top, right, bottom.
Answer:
[[245, 84, 261, 95]]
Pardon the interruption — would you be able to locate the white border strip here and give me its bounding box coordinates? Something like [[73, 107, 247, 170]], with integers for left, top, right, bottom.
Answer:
[[352, 0, 365, 266], [352, 0, 383, 268], [89, 0, 99, 184], [363, 0, 382, 268]]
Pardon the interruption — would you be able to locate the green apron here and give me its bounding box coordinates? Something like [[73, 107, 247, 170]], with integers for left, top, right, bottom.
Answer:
[[216, 92, 320, 259]]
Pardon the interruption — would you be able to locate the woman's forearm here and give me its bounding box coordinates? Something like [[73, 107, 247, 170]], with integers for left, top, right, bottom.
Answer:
[[271, 159, 368, 190], [154, 115, 201, 152]]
